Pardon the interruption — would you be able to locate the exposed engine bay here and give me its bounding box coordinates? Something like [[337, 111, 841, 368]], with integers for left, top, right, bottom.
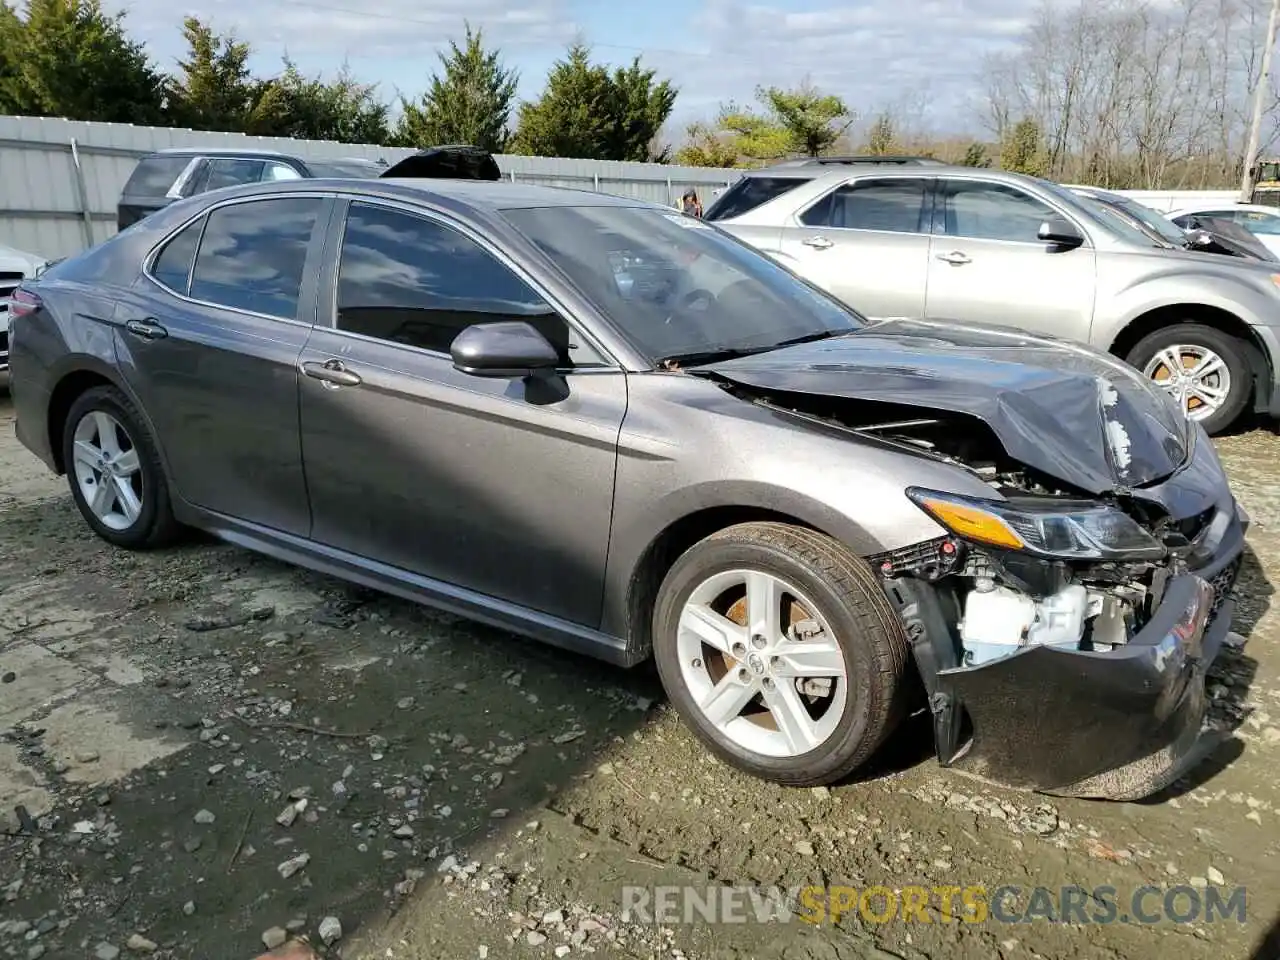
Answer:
[[735, 388, 1205, 670]]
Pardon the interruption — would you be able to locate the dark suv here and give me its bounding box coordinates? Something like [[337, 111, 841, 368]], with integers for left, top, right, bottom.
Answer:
[[117, 149, 388, 230]]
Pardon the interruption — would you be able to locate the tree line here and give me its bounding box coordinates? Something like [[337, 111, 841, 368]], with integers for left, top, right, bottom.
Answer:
[[0, 0, 678, 161], [0, 0, 1275, 186]]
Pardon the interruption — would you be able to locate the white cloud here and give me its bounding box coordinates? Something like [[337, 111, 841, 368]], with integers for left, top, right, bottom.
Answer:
[[112, 0, 574, 72], [648, 0, 1050, 131], [105, 0, 1055, 133]]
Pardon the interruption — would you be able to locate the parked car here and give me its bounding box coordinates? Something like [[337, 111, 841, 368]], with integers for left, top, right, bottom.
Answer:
[[1067, 185, 1278, 262], [9, 173, 1244, 800], [707, 164, 1280, 435], [0, 242, 50, 374], [117, 149, 388, 230], [1169, 203, 1280, 258]]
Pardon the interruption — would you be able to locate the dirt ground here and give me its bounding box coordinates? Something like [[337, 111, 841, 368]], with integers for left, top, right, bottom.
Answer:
[[3, 388, 1280, 960]]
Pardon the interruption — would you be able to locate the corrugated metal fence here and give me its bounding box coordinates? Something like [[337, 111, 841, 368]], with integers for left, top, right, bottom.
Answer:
[[0, 115, 742, 259]]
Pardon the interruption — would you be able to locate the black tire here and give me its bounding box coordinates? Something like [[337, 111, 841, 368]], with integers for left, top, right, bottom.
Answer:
[[1125, 324, 1252, 435], [61, 385, 181, 549], [652, 521, 911, 787]]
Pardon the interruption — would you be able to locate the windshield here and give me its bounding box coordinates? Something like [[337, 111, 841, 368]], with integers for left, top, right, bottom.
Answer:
[[501, 205, 863, 363], [306, 160, 384, 179], [1036, 179, 1165, 247], [1101, 194, 1187, 244], [1078, 195, 1176, 248]]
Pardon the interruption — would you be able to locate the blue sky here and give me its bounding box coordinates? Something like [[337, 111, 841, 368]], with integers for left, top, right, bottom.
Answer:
[[107, 0, 1042, 139]]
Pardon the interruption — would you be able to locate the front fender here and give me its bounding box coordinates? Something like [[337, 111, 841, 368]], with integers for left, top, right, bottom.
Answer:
[[1097, 269, 1279, 351]]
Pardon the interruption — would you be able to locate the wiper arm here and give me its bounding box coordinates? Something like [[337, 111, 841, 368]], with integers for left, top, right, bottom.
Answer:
[[658, 346, 765, 369], [771, 329, 853, 349]]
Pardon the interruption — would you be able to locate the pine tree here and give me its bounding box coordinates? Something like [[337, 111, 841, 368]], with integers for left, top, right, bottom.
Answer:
[[0, 0, 164, 123], [166, 17, 258, 131], [395, 23, 517, 152]]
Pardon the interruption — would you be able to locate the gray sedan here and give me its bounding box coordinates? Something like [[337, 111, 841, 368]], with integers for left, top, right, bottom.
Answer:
[[7, 177, 1245, 799]]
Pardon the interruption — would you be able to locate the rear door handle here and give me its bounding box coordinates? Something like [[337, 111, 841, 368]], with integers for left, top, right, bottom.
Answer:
[[802, 236, 834, 250], [301, 359, 362, 388], [125, 319, 167, 340], [935, 251, 972, 265]]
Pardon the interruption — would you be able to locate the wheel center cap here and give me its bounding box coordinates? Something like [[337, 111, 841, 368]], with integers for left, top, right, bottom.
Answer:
[[746, 653, 767, 677]]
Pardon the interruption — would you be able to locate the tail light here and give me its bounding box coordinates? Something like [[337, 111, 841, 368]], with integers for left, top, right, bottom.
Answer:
[[8, 287, 41, 318]]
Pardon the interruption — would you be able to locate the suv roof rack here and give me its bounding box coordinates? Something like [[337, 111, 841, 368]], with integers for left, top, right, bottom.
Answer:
[[762, 155, 946, 170]]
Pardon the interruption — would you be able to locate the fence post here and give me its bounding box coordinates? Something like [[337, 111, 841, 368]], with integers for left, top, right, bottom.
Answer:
[[68, 137, 95, 249], [593, 172, 600, 192]]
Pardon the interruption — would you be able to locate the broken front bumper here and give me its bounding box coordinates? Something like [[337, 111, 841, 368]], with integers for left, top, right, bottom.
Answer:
[[893, 503, 1246, 802]]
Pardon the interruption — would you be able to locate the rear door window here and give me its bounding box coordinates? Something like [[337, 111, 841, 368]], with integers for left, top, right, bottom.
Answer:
[[189, 198, 324, 319], [203, 159, 268, 192], [704, 177, 810, 221], [800, 179, 931, 232], [122, 156, 192, 198]]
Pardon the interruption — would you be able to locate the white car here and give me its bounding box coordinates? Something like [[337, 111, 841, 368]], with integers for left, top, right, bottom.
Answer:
[[0, 243, 49, 373], [1168, 203, 1280, 258]]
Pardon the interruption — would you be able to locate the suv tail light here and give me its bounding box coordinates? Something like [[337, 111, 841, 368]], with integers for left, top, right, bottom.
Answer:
[[8, 287, 42, 319]]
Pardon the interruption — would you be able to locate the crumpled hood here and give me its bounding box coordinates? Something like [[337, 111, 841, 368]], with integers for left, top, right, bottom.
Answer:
[[702, 318, 1191, 496]]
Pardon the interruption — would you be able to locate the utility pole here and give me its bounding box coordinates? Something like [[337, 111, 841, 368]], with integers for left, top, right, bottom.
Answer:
[[1240, 0, 1280, 202]]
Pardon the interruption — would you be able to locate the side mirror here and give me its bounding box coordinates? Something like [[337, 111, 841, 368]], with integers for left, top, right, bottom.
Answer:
[[1038, 217, 1085, 248], [450, 321, 560, 378]]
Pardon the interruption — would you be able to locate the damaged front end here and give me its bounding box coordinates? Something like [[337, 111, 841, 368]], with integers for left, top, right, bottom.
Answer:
[[700, 321, 1247, 800], [852, 415, 1247, 802], [874, 488, 1242, 802]]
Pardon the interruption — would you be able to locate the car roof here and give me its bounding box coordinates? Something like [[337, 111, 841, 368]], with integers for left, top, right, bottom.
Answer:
[[1170, 202, 1266, 214], [198, 177, 656, 212], [735, 164, 1046, 189], [151, 147, 302, 161]]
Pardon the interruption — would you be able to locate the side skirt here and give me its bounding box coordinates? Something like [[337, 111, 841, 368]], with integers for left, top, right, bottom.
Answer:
[[172, 501, 642, 668]]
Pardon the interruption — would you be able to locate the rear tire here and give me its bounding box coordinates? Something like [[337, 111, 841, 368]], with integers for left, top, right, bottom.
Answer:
[[62, 385, 181, 549], [1125, 324, 1252, 435], [651, 522, 910, 787]]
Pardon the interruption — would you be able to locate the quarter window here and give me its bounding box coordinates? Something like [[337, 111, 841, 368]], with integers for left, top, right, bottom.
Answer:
[[941, 181, 1059, 242], [264, 162, 304, 182], [150, 216, 204, 295], [189, 197, 322, 319], [800, 179, 930, 232], [335, 202, 593, 365], [203, 158, 267, 192]]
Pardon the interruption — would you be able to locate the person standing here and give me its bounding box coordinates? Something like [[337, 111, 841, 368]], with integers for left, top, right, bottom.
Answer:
[[679, 188, 703, 217]]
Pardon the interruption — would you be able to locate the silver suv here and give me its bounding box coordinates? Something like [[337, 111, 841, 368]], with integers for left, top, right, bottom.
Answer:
[[708, 165, 1280, 435]]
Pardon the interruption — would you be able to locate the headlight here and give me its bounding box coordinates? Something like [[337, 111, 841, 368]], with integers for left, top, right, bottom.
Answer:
[[907, 488, 1166, 561]]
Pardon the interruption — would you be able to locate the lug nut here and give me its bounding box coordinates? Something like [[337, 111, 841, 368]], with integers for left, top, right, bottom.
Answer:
[[738, 668, 750, 683], [691, 657, 703, 669], [731, 642, 747, 658], [751, 634, 768, 650]]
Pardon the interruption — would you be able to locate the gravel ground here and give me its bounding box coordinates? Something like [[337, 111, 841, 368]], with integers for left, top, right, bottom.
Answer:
[[2, 390, 1280, 960]]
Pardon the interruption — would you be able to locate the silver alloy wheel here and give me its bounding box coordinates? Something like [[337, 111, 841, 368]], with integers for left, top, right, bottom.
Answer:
[[1141, 345, 1231, 421], [676, 568, 848, 758], [71, 410, 143, 531]]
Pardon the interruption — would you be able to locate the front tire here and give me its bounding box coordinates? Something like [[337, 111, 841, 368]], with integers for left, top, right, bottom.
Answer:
[[652, 522, 911, 787], [1125, 324, 1252, 435], [62, 385, 180, 549]]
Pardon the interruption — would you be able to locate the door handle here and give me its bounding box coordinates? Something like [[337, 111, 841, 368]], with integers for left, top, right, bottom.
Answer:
[[125, 318, 168, 340], [801, 236, 834, 250], [301, 359, 362, 388], [935, 251, 972, 265]]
